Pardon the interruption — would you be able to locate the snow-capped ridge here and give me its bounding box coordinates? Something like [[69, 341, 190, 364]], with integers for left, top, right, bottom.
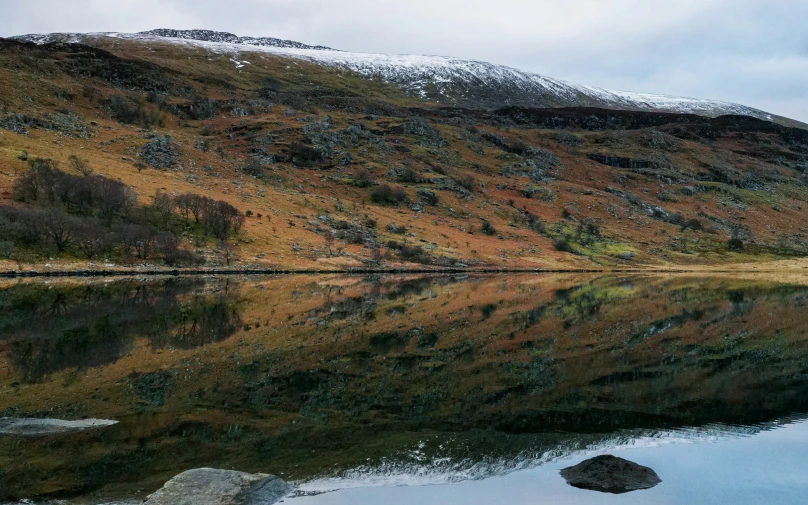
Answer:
[[138, 29, 335, 51], [9, 29, 778, 123]]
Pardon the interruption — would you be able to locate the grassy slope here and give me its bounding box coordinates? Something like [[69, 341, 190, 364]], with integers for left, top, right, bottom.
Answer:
[[1, 36, 807, 271]]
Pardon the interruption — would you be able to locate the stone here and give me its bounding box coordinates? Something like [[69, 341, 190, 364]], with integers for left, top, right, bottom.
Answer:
[[0, 417, 117, 436], [139, 135, 181, 169], [144, 468, 293, 505], [560, 455, 661, 494]]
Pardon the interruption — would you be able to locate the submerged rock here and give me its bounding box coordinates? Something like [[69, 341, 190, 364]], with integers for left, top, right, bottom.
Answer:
[[0, 417, 117, 436], [560, 455, 661, 494], [144, 468, 293, 505]]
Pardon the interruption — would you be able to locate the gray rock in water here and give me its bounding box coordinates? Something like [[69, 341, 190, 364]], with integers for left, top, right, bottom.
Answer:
[[144, 468, 293, 505], [0, 417, 117, 436], [560, 455, 661, 494]]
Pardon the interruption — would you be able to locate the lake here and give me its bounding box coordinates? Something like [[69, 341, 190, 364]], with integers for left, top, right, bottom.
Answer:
[[1, 273, 807, 504]]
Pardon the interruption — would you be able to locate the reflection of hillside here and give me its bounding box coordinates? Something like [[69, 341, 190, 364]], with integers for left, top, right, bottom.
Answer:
[[0, 280, 243, 382], [2, 275, 808, 500]]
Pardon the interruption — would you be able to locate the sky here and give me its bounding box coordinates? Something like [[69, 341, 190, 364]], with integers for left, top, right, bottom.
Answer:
[[2, 0, 807, 122]]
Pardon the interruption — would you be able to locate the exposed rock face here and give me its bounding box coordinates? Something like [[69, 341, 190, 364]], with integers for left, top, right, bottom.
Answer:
[[138, 29, 334, 51], [144, 468, 293, 505], [560, 455, 661, 494], [139, 135, 181, 169], [0, 417, 117, 436]]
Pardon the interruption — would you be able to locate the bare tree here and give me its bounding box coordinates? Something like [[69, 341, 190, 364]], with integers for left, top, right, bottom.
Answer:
[[186, 194, 205, 223], [173, 194, 193, 222], [68, 154, 93, 176], [96, 177, 136, 223], [218, 240, 239, 266], [324, 229, 335, 256], [370, 245, 383, 266], [40, 210, 77, 253], [75, 221, 110, 259]]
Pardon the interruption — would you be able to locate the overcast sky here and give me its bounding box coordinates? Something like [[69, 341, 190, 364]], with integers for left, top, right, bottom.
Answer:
[[3, 0, 807, 122]]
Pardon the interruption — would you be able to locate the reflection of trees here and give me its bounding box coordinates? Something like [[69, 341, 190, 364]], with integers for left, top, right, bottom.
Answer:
[[3, 280, 243, 382], [309, 276, 458, 324], [148, 293, 242, 350], [10, 316, 131, 383]]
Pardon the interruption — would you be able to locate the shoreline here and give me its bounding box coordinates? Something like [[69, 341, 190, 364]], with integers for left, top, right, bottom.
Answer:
[[2, 263, 807, 278]]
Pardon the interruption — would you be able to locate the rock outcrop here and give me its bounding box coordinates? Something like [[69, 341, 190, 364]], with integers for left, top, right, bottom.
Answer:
[[144, 468, 293, 505], [0, 417, 117, 436]]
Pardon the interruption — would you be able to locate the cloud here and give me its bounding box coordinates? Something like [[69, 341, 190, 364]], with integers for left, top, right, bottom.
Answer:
[[2, 0, 806, 122]]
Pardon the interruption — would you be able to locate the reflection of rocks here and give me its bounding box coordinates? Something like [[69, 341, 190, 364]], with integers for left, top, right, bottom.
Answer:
[[0, 417, 117, 436], [144, 468, 293, 505], [560, 455, 661, 494], [131, 371, 174, 406]]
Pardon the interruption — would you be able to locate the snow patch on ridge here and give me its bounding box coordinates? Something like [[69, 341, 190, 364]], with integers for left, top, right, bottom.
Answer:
[[11, 30, 774, 121]]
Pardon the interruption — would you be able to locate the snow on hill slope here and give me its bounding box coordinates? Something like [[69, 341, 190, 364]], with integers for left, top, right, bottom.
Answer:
[[12, 29, 777, 122]]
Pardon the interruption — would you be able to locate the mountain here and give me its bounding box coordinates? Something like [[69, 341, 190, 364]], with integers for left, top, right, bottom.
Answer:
[[11, 29, 802, 128], [1, 29, 808, 272]]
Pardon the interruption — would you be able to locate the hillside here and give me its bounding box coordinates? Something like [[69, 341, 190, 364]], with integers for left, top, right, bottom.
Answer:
[[15, 29, 807, 128], [1, 34, 808, 271]]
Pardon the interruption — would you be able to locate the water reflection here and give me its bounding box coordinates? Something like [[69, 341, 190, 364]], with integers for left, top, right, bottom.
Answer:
[[0, 279, 243, 382], [1, 274, 808, 501]]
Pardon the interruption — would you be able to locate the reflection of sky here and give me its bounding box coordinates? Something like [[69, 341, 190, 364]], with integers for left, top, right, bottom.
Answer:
[[296, 420, 808, 505]]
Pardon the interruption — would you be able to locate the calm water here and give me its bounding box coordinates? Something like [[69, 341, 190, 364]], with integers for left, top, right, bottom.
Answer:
[[0, 274, 807, 504]]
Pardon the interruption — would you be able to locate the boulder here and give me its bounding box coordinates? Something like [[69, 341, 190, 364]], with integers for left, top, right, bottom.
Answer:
[[144, 468, 293, 505], [139, 135, 181, 169], [560, 455, 661, 494], [0, 417, 117, 436]]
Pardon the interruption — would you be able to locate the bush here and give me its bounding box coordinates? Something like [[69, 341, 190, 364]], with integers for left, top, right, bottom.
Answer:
[[524, 211, 545, 234], [181, 97, 218, 120], [397, 166, 420, 183], [164, 248, 205, 266], [74, 220, 113, 259], [13, 159, 136, 222], [67, 154, 92, 176], [82, 85, 102, 104], [728, 238, 744, 251], [200, 198, 245, 240], [39, 209, 80, 253], [553, 238, 574, 253], [107, 95, 162, 128], [0, 240, 15, 258], [352, 169, 375, 187], [386, 240, 431, 264], [455, 174, 476, 192], [683, 218, 703, 232], [370, 184, 408, 206], [481, 221, 497, 236], [290, 141, 323, 166], [2, 164, 239, 263], [241, 158, 265, 178]]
